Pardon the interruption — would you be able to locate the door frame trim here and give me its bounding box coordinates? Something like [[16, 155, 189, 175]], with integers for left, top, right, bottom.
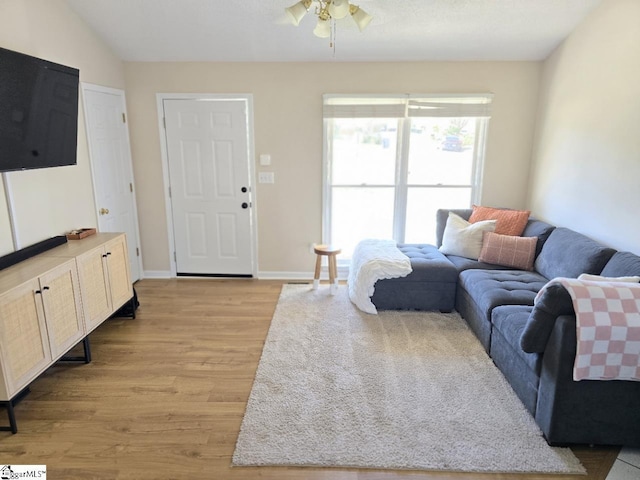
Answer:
[[81, 82, 144, 281], [156, 93, 258, 278]]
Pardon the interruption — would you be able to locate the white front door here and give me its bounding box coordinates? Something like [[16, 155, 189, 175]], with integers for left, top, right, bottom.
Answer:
[[163, 98, 254, 276], [81, 84, 142, 281]]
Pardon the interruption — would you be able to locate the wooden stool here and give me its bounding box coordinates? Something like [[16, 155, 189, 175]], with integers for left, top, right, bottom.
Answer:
[[313, 244, 341, 295]]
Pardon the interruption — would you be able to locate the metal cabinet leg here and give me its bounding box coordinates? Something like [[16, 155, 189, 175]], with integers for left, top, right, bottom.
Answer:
[[130, 295, 137, 319], [1, 387, 29, 434], [0, 401, 17, 434], [83, 336, 92, 364], [6, 401, 17, 434], [61, 336, 91, 364]]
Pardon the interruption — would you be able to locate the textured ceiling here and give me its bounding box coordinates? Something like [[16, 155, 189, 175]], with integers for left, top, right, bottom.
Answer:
[[65, 0, 603, 62]]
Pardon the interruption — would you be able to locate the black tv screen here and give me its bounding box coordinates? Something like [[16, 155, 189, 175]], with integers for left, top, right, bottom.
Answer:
[[0, 47, 79, 172]]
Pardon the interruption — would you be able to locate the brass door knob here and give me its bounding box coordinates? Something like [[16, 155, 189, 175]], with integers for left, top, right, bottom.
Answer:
[[99, 208, 110, 215]]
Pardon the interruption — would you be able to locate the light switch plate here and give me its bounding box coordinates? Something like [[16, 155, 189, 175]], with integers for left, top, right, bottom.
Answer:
[[259, 154, 271, 166], [258, 172, 275, 184]]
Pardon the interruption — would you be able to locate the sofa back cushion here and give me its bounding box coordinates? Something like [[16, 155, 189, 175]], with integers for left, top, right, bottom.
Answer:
[[534, 227, 616, 280], [521, 219, 555, 258], [600, 251, 640, 277]]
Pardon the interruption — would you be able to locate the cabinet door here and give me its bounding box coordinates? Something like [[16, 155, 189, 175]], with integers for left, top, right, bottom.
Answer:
[[105, 235, 133, 311], [0, 280, 52, 399], [76, 246, 112, 332], [39, 260, 86, 360]]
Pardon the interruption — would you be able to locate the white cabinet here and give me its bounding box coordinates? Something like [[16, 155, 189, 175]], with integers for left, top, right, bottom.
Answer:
[[0, 233, 132, 433]]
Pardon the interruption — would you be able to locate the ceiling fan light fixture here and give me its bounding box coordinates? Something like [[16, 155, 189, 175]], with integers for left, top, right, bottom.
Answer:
[[285, 0, 313, 26], [328, 0, 350, 20], [349, 4, 373, 32], [313, 17, 331, 38], [285, 0, 373, 48]]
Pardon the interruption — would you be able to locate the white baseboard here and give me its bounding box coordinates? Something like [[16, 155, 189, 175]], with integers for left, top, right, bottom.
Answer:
[[257, 271, 314, 280], [141, 268, 349, 281], [258, 267, 348, 281], [142, 270, 172, 278]]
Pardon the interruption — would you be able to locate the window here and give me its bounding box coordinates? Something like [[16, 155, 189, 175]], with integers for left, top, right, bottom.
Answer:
[[323, 94, 492, 259]]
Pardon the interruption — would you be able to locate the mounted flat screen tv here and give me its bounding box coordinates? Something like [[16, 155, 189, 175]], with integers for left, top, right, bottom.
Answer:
[[0, 47, 79, 172]]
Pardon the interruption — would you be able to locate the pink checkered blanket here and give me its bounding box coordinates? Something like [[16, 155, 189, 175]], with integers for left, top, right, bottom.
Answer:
[[536, 278, 640, 381]]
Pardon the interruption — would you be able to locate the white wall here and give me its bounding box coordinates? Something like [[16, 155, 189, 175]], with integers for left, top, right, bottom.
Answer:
[[528, 0, 640, 255], [0, 0, 125, 254], [124, 61, 541, 276]]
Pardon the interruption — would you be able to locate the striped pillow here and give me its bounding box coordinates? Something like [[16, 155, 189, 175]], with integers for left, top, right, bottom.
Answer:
[[479, 232, 537, 270]]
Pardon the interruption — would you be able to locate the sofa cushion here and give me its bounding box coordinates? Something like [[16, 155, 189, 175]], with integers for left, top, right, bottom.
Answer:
[[600, 251, 640, 277], [479, 232, 537, 271], [534, 227, 616, 280], [373, 244, 458, 311], [446, 255, 511, 272], [394, 244, 458, 283], [439, 213, 496, 260], [520, 283, 574, 353], [491, 305, 542, 374], [468, 205, 530, 236], [458, 269, 548, 317], [490, 305, 542, 416], [521, 219, 555, 258]]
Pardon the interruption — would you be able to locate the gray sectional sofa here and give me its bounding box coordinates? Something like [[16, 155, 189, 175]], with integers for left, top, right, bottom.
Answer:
[[372, 208, 640, 447]]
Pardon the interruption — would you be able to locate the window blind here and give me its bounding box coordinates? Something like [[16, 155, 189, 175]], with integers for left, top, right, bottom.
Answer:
[[323, 94, 493, 119]]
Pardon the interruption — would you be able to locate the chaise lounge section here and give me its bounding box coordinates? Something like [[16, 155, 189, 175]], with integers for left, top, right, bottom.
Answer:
[[371, 245, 457, 312]]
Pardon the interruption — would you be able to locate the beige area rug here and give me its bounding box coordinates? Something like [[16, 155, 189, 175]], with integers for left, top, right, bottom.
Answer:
[[232, 284, 585, 474]]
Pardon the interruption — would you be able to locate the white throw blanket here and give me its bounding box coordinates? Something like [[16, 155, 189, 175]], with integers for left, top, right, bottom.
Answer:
[[348, 239, 412, 314]]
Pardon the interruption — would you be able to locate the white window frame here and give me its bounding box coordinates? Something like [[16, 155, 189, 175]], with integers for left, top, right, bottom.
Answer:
[[322, 94, 493, 260]]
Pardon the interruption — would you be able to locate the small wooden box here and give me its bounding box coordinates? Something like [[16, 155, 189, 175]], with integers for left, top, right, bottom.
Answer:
[[66, 228, 97, 240]]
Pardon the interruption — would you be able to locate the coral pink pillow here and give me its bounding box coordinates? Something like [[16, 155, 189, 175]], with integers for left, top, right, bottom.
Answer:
[[479, 232, 537, 271], [468, 205, 530, 236]]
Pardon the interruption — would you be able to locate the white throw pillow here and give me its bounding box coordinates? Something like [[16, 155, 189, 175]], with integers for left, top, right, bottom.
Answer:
[[578, 273, 640, 283], [439, 212, 497, 260]]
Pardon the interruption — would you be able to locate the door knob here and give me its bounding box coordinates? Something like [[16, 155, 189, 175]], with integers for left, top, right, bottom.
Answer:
[[99, 208, 110, 215], [241, 202, 249, 209]]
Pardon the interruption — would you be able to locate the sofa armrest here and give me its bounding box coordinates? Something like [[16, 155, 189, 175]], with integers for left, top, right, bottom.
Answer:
[[519, 283, 574, 353], [535, 315, 640, 445]]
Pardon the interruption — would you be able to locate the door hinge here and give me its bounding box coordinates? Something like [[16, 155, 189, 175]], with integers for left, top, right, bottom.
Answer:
[[163, 117, 166, 129], [122, 112, 126, 123], [173, 251, 177, 262], [129, 183, 133, 193], [168, 186, 172, 198], [136, 247, 140, 257]]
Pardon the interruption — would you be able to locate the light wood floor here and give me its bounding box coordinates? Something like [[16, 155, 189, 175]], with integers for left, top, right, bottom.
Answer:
[[0, 279, 619, 480]]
